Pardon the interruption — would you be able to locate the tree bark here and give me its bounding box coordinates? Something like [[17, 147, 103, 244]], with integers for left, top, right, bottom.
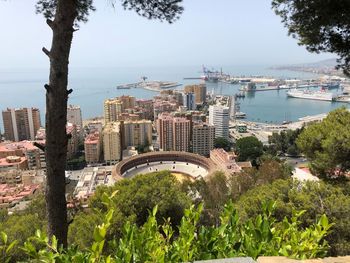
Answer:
[[45, 0, 77, 247]]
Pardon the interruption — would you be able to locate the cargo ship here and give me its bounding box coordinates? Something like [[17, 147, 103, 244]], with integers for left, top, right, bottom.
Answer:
[[286, 88, 335, 101]]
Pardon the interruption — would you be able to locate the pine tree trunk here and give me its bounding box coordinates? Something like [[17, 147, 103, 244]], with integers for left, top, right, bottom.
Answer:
[[44, 0, 77, 247]]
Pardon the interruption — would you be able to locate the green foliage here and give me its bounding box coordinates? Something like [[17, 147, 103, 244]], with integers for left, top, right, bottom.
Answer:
[[67, 155, 86, 170], [135, 143, 150, 154], [87, 171, 191, 247], [267, 128, 303, 156], [120, 0, 184, 23], [36, 0, 184, 26], [68, 210, 103, 249], [188, 171, 230, 225], [4, 199, 331, 262], [235, 179, 350, 256], [214, 137, 232, 152], [235, 136, 263, 164], [272, 0, 350, 76], [296, 107, 350, 178], [254, 158, 291, 185], [36, 0, 95, 24], [0, 232, 17, 263], [186, 160, 291, 226]]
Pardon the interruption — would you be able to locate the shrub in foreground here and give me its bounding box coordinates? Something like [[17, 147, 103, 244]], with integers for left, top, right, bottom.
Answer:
[[0, 194, 332, 263]]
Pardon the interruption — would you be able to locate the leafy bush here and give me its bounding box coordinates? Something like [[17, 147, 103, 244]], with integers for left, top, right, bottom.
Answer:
[[0, 195, 332, 262]]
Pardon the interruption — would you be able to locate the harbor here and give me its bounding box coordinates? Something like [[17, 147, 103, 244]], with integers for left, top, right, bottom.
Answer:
[[2, 65, 349, 130], [117, 78, 182, 92], [229, 112, 329, 144]]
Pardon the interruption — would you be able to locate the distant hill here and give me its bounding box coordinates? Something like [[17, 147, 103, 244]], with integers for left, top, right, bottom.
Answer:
[[293, 58, 338, 68], [270, 58, 341, 75]]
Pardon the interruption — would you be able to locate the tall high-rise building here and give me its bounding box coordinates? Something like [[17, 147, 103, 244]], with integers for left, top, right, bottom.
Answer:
[[84, 132, 102, 163], [183, 92, 196, 110], [156, 113, 190, 152], [122, 120, 152, 149], [192, 123, 215, 156], [156, 113, 173, 151], [66, 122, 79, 159], [103, 122, 122, 163], [209, 105, 229, 139], [67, 105, 83, 128], [2, 108, 41, 141], [184, 84, 207, 104], [135, 99, 154, 120], [104, 98, 123, 123], [118, 95, 136, 110], [173, 117, 190, 151]]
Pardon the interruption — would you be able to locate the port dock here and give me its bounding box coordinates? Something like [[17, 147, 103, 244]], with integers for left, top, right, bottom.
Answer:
[[116, 80, 181, 92]]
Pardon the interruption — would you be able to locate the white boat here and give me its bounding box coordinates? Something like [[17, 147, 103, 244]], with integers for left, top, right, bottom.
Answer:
[[286, 88, 335, 101]]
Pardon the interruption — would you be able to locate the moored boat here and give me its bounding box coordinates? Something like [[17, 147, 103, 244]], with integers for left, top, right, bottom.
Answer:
[[286, 88, 335, 101]]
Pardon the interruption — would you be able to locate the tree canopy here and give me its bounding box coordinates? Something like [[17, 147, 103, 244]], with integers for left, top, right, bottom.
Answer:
[[36, 0, 184, 24], [296, 107, 350, 178], [272, 0, 350, 75], [267, 128, 303, 157], [235, 179, 350, 256], [214, 137, 232, 152], [235, 136, 264, 164]]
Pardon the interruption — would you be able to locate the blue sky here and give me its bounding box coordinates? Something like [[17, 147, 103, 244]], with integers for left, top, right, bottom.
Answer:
[[0, 0, 334, 69]]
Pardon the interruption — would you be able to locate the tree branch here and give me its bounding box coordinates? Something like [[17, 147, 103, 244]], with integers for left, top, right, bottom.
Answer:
[[67, 89, 73, 95], [44, 84, 51, 93], [33, 142, 45, 152], [46, 19, 55, 30], [42, 47, 51, 58]]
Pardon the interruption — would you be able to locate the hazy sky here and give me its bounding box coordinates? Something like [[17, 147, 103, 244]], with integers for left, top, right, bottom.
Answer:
[[0, 0, 334, 69]]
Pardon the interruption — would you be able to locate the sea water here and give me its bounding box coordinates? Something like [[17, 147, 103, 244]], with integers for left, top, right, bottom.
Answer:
[[0, 65, 348, 131]]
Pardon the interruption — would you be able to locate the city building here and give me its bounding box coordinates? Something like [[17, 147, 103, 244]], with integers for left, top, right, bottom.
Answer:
[[135, 99, 154, 120], [103, 122, 122, 164], [118, 112, 140, 121], [104, 98, 123, 123], [0, 170, 39, 186], [192, 123, 215, 156], [159, 90, 183, 105], [209, 105, 230, 139], [2, 108, 41, 141], [153, 100, 178, 121], [173, 117, 190, 151], [34, 123, 78, 161], [67, 105, 83, 129], [122, 120, 152, 149], [0, 156, 28, 172], [184, 84, 207, 104], [86, 120, 103, 134], [118, 95, 136, 110], [183, 92, 196, 110], [156, 113, 190, 152], [66, 123, 79, 159], [156, 113, 173, 151], [0, 183, 40, 209], [74, 166, 115, 203], [84, 132, 102, 164], [0, 141, 45, 170], [210, 148, 241, 174]]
